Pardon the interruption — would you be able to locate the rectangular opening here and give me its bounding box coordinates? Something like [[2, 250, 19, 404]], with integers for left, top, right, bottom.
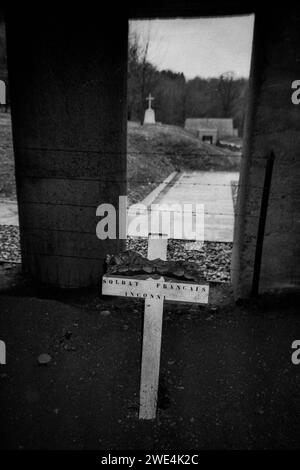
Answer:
[[126, 15, 254, 284]]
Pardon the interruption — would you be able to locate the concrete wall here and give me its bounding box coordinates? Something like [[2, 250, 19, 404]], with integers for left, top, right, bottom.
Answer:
[[6, 10, 127, 287], [232, 8, 300, 297]]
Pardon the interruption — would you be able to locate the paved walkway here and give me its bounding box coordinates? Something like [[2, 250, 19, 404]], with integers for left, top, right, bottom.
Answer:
[[0, 171, 239, 242], [128, 171, 239, 242], [0, 199, 18, 226]]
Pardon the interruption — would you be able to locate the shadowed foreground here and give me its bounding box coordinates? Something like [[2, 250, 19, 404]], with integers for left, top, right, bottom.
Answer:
[[0, 286, 299, 450]]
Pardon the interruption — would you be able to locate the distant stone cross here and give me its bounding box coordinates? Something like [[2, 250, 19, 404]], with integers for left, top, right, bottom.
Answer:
[[102, 233, 209, 420], [146, 93, 154, 109]]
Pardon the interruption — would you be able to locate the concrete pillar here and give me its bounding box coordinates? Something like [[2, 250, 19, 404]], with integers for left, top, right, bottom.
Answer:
[[6, 11, 127, 287], [232, 8, 300, 297]]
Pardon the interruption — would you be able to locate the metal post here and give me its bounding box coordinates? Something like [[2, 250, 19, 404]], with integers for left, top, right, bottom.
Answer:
[[252, 151, 275, 296]]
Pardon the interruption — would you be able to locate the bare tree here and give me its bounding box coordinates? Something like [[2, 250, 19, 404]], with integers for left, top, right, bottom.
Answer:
[[128, 23, 157, 122], [217, 71, 237, 117]]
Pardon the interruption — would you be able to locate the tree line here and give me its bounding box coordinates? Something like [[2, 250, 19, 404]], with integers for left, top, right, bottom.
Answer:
[[128, 31, 249, 136]]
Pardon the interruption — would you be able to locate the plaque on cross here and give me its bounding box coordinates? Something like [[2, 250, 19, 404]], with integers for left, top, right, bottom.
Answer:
[[102, 233, 209, 420]]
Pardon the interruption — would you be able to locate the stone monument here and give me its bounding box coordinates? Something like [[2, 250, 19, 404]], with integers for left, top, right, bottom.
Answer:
[[143, 93, 155, 125]]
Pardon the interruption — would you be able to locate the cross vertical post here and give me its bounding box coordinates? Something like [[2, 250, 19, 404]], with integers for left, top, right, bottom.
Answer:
[[139, 233, 167, 420], [101, 233, 209, 420]]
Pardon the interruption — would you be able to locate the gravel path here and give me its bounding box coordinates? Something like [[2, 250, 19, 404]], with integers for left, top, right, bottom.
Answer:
[[0, 226, 232, 283], [127, 237, 232, 283], [0, 225, 21, 262]]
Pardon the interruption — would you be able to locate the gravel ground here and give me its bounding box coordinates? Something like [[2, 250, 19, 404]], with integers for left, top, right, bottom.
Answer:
[[0, 225, 232, 283], [0, 224, 21, 262], [127, 237, 232, 283]]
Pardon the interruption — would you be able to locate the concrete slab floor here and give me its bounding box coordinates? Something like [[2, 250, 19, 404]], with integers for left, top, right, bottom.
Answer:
[[0, 172, 239, 242], [0, 199, 18, 226], [128, 171, 239, 242]]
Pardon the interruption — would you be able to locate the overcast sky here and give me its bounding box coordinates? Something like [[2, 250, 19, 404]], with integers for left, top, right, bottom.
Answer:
[[129, 16, 254, 79]]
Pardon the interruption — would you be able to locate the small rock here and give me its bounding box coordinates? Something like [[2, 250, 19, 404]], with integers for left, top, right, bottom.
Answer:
[[100, 310, 111, 316], [63, 344, 76, 351], [38, 353, 52, 365]]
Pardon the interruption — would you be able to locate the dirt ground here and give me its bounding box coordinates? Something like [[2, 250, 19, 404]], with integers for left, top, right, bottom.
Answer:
[[0, 267, 299, 450]]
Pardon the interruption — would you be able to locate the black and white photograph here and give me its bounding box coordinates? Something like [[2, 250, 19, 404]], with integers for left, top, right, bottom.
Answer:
[[0, 0, 299, 460]]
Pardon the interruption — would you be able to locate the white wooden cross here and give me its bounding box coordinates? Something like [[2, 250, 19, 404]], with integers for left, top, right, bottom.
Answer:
[[102, 233, 209, 420], [146, 93, 154, 109]]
